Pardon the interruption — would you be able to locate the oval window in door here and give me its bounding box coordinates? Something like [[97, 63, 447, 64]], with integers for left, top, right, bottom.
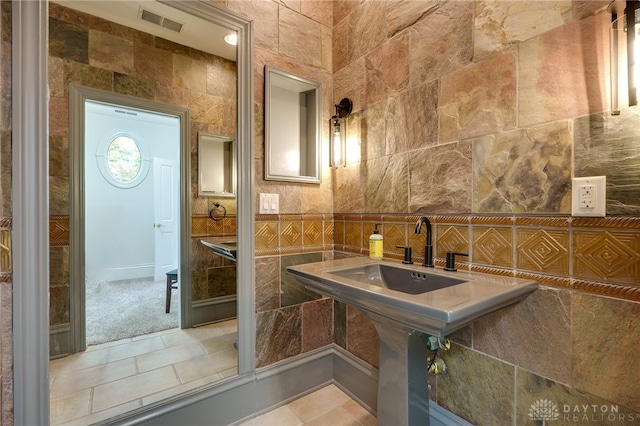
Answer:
[[96, 131, 151, 189]]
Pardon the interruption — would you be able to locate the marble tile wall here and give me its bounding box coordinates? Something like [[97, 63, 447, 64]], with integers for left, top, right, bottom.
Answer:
[[47, 4, 238, 322], [575, 109, 640, 215], [254, 248, 333, 367], [332, 1, 624, 216]]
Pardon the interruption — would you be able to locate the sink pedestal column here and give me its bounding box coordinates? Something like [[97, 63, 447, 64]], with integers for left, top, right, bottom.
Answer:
[[369, 313, 430, 426]]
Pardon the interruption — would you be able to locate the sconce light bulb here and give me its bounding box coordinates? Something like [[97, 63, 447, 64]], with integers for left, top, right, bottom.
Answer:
[[333, 138, 341, 163], [330, 116, 348, 168]]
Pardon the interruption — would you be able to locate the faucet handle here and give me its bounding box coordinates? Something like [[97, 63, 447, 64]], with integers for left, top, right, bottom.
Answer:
[[396, 245, 413, 264], [444, 252, 468, 272]]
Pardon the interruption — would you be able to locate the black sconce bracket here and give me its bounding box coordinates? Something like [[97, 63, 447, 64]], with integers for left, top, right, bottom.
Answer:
[[333, 98, 353, 119]]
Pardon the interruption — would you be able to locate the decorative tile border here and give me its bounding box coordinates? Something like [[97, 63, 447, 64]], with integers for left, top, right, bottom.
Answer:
[[47, 215, 238, 245], [35, 213, 640, 302], [574, 279, 640, 302], [255, 214, 334, 257], [515, 271, 572, 288], [191, 215, 237, 238], [571, 216, 640, 228], [50, 215, 69, 246]]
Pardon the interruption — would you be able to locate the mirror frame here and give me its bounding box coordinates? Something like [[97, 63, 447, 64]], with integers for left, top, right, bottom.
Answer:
[[264, 66, 322, 184], [12, 1, 254, 423], [198, 132, 236, 198]]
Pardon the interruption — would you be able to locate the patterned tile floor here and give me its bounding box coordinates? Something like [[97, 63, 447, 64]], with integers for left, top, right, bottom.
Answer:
[[50, 319, 237, 425]]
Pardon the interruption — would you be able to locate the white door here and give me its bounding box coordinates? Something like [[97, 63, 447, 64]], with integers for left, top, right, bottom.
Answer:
[[154, 157, 178, 280]]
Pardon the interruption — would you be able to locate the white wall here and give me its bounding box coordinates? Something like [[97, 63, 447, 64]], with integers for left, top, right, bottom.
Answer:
[[84, 101, 180, 283]]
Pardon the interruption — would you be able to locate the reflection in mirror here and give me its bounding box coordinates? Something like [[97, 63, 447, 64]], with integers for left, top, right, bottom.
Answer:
[[198, 133, 236, 197], [265, 66, 322, 183], [47, 0, 247, 423]]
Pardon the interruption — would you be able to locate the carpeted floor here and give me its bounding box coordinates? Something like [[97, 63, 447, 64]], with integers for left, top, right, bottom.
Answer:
[[86, 277, 179, 346]]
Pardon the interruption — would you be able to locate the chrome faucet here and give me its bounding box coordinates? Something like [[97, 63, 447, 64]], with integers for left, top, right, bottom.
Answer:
[[415, 216, 434, 267]]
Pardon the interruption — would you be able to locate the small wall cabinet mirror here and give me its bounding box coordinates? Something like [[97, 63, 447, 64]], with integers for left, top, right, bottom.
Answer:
[[198, 133, 235, 197], [265, 66, 322, 183]]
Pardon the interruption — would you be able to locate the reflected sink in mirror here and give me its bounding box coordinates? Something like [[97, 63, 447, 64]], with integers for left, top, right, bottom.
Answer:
[[200, 237, 237, 262], [329, 263, 466, 295], [287, 257, 538, 337]]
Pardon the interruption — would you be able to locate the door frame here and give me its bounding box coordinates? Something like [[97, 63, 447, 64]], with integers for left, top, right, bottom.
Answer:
[[69, 86, 191, 353]]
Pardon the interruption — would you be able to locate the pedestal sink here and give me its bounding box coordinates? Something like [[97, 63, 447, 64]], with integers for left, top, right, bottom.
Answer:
[[287, 257, 538, 425]]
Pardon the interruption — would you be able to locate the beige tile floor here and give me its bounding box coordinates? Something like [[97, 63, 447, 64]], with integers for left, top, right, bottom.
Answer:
[[238, 384, 377, 426], [50, 319, 238, 425]]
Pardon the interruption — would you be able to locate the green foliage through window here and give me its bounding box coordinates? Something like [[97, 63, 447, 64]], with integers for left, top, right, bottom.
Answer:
[[106, 136, 141, 183]]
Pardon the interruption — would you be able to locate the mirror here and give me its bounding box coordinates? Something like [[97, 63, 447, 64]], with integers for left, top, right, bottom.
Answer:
[[264, 66, 322, 183], [39, 0, 254, 424], [198, 133, 236, 197]]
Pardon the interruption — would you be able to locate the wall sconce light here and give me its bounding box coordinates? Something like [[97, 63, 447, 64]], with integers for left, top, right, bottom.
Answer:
[[609, 0, 640, 113], [330, 98, 353, 168]]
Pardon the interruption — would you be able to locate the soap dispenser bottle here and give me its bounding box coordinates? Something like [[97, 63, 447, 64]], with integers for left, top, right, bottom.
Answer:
[[369, 223, 383, 260]]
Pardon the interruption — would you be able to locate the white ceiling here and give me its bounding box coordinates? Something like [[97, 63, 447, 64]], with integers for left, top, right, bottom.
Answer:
[[53, 0, 237, 61]]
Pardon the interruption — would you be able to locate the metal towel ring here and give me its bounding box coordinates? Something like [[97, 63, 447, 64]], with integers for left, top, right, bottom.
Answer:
[[209, 202, 227, 221]]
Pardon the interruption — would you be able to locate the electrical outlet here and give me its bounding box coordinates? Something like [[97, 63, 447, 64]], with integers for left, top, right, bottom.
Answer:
[[572, 176, 606, 217], [259, 193, 279, 214]]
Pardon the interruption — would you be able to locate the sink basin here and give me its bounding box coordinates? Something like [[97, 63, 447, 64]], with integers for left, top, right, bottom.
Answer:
[[329, 263, 466, 295], [287, 257, 537, 337]]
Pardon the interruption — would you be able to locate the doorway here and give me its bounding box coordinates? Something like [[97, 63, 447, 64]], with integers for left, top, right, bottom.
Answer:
[[68, 85, 192, 354], [84, 99, 180, 346]]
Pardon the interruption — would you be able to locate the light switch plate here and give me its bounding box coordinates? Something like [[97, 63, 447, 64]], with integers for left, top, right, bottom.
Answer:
[[571, 176, 606, 217], [259, 193, 279, 214]]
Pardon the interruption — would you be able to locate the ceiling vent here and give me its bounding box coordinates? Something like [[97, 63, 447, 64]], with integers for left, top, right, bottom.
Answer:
[[139, 8, 183, 33]]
